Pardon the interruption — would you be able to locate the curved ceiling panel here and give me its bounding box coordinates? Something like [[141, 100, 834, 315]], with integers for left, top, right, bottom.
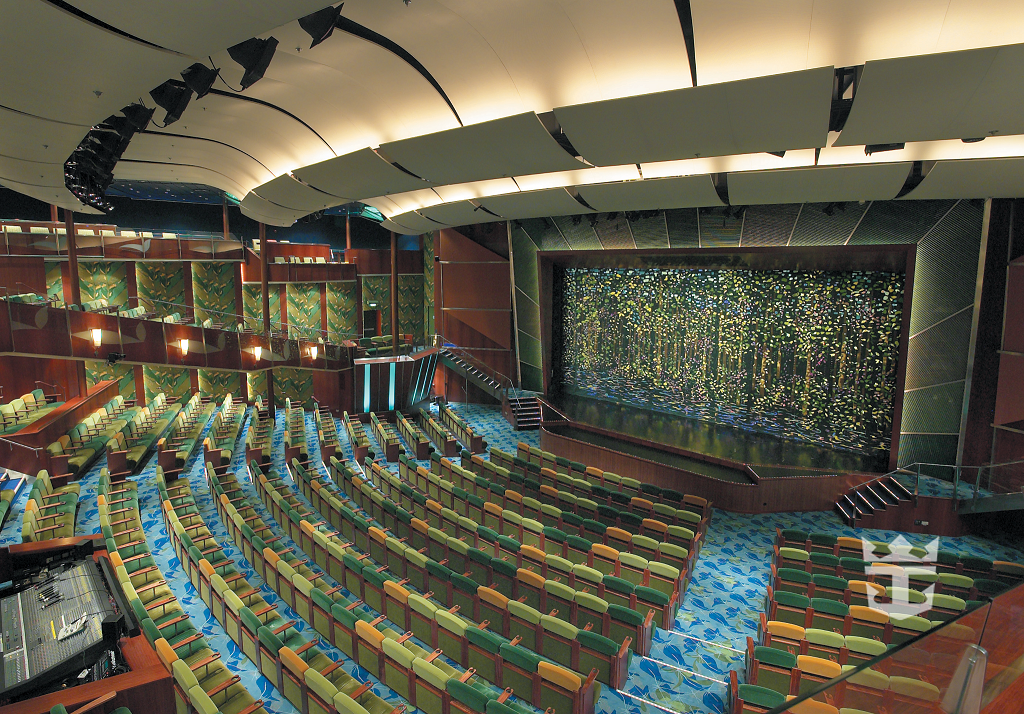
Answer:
[[63, 1, 330, 55], [478, 188, 592, 219], [901, 158, 1024, 199], [836, 44, 1024, 146], [577, 176, 723, 212], [0, 108, 90, 165], [729, 163, 912, 205], [113, 162, 251, 200], [420, 201, 503, 227], [253, 174, 345, 213], [294, 148, 433, 201], [554, 67, 833, 166], [0, 1, 187, 125], [239, 192, 305, 226], [0, 174, 101, 213], [384, 211, 446, 234], [379, 113, 585, 185]]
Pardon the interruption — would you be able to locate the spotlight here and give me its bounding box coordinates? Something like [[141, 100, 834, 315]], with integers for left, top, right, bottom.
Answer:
[[122, 104, 155, 132], [181, 62, 220, 98], [864, 143, 905, 156], [106, 352, 126, 365], [227, 37, 279, 89], [150, 80, 192, 125], [606, 212, 618, 221], [822, 202, 835, 216], [571, 215, 582, 226], [298, 5, 344, 49]]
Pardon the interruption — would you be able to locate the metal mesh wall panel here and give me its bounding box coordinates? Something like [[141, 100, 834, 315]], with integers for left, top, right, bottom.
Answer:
[[849, 199, 956, 245], [698, 209, 742, 247], [666, 208, 700, 247], [790, 202, 868, 245], [628, 213, 670, 249], [593, 216, 635, 249], [740, 204, 801, 246], [553, 215, 602, 250], [905, 308, 973, 390]]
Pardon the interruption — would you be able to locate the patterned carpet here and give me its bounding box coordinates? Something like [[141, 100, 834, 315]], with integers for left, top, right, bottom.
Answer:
[[1, 399, 1020, 714]]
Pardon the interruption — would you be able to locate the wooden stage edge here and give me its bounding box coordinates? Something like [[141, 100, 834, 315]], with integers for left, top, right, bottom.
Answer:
[[539, 421, 882, 514]]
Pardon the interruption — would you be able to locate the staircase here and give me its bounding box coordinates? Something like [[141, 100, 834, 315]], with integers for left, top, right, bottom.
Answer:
[[508, 394, 541, 431], [835, 473, 916, 527], [438, 348, 505, 400]]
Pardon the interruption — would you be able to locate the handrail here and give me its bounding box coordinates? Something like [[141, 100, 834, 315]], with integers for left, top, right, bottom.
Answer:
[[34, 380, 66, 402], [0, 436, 45, 456]]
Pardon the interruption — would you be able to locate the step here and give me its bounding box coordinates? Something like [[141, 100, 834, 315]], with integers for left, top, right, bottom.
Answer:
[[865, 482, 894, 507], [854, 490, 876, 514], [835, 500, 855, 526], [883, 477, 913, 501]]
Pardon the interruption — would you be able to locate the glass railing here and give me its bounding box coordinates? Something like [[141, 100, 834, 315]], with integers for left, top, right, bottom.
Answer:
[[752, 581, 1024, 714]]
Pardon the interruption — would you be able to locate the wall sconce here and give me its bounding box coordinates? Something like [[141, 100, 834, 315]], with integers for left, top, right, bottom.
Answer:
[[310, 345, 318, 361], [253, 345, 262, 363], [91, 328, 102, 349], [180, 338, 189, 357]]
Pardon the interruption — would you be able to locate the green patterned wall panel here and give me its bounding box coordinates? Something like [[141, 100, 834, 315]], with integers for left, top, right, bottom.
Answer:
[[193, 262, 236, 325], [398, 274, 424, 341], [275, 368, 313, 408], [247, 371, 268, 404], [423, 232, 435, 336], [286, 283, 321, 340], [86, 361, 135, 402], [45, 262, 63, 304], [143, 365, 191, 404], [137, 263, 186, 318], [199, 369, 241, 400], [242, 285, 281, 331], [361, 275, 392, 336], [79, 262, 128, 308], [327, 282, 359, 342]]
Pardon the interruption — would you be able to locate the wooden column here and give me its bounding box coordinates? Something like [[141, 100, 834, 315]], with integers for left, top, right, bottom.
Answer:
[[63, 210, 81, 308], [346, 216, 352, 254], [126, 261, 138, 308], [320, 282, 328, 340], [390, 231, 399, 344], [259, 223, 274, 411], [49, 204, 59, 223], [222, 195, 230, 240], [134, 365, 146, 404]]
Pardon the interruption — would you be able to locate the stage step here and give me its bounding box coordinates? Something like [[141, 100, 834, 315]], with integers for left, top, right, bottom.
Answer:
[[836, 474, 916, 529], [509, 395, 542, 431]]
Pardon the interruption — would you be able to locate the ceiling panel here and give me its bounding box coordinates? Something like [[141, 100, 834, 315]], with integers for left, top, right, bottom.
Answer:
[[729, 163, 912, 205], [479, 189, 593, 219], [420, 202, 504, 228], [0, 1, 187, 125], [252, 174, 346, 213], [0, 159, 96, 212], [385, 211, 447, 234], [239, 192, 305, 226], [836, 44, 1024, 146], [63, 1, 329, 56], [293, 148, 434, 200], [113, 162, 251, 200], [577, 176, 724, 212], [554, 67, 833, 166], [432, 178, 520, 203], [0, 108, 90, 165], [380, 113, 585, 185], [901, 158, 1024, 199]]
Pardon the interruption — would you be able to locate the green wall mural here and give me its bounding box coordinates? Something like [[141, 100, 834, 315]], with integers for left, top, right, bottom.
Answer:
[[193, 262, 236, 326], [137, 263, 185, 318], [199, 370, 241, 400], [326, 282, 359, 342], [45, 262, 63, 304], [424, 233, 435, 337], [86, 361, 135, 402], [143, 365, 191, 404], [275, 368, 313, 408], [361, 275, 391, 336], [287, 283, 321, 340], [79, 261, 128, 308], [242, 285, 281, 331], [247, 371, 268, 405], [398, 274, 424, 341]]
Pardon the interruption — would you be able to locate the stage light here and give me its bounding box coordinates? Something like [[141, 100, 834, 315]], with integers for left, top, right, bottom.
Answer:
[[92, 328, 102, 348], [150, 80, 192, 126], [254, 345, 262, 362], [864, 143, 905, 156], [227, 37, 279, 89], [766, 150, 787, 158], [181, 63, 220, 98], [299, 5, 343, 49], [180, 338, 189, 356], [106, 352, 126, 365], [310, 345, 318, 361], [97, 114, 133, 139], [822, 202, 836, 216], [122, 104, 156, 132]]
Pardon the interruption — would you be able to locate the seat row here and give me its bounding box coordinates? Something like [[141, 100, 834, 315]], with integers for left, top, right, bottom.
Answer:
[[498, 445, 712, 525], [100, 468, 268, 714], [397, 412, 431, 460], [0, 472, 26, 531], [438, 404, 484, 453], [776, 529, 1024, 589], [316, 402, 343, 465], [419, 408, 459, 457], [370, 413, 404, 462], [106, 396, 183, 476], [343, 411, 371, 463], [158, 393, 217, 471], [160, 466, 414, 714], [21, 470, 79, 541], [411, 454, 701, 566], [256, 457, 617, 707], [245, 396, 274, 465], [460, 452, 708, 544], [326, 456, 658, 653], [214, 459, 593, 714], [284, 398, 310, 464], [0, 387, 64, 434], [203, 394, 245, 466], [46, 394, 144, 476]]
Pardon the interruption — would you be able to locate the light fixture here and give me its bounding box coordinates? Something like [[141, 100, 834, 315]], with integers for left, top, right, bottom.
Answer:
[[92, 328, 102, 348], [254, 345, 262, 362], [150, 80, 192, 126], [864, 143, 905, 156], [180, 338, 189, 356], [310, 345, 318, 361], [180, 63, 220, 98], [298, 5, 344, 49], [227, 37, 279, 89]]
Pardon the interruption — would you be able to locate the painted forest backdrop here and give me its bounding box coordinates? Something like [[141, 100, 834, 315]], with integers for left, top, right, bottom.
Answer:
[[556, 267, 905, 457]]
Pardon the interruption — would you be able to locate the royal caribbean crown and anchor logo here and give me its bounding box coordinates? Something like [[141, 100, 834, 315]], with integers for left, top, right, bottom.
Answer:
[[861, 535, 940, 617]]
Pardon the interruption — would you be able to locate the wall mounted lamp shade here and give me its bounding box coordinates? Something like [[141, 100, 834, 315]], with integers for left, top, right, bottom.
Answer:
[[181, 63, 220, 98], [227, 37, 279, 89], [253, 345, 262, 362], [92, 328, 102, 348], [122, 104, 155, 132], [298, 5, 343, 49], [149, 80, 192, 126], [180, 338, 189, 356]]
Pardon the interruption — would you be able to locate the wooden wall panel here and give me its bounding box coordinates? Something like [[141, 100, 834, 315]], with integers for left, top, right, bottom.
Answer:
[[0, 257, 46, 296]]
